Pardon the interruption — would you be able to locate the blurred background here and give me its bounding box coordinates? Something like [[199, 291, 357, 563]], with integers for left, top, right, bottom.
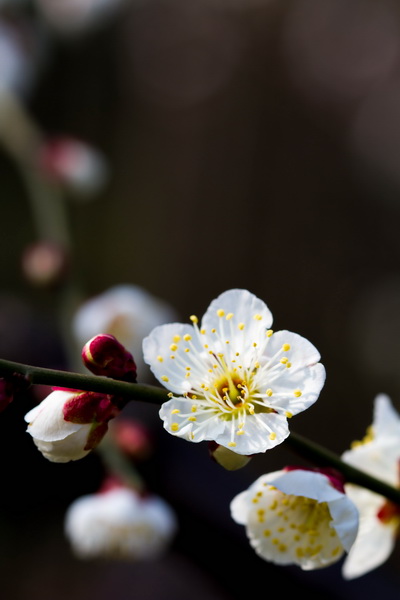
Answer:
[[1, 0, 400, 598]]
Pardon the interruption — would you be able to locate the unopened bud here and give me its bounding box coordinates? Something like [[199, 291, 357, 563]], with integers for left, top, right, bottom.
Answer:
[[110, 418, 152, 459], [22, 241, 68, 287], [208, 442, 252, 471], [37, 136, 108, 197], [82, 334, 137, 382]]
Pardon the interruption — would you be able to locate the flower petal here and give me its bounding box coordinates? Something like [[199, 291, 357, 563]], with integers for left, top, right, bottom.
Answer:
[[25, 390, 82, 442], [373, 393, 400, 441], [143, 323, 205, 394], [342, 486, 396, 579], [201, 289, 273, 349]]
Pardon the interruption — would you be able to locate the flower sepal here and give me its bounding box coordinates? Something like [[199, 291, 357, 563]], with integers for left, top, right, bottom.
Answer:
[[209, 442, 252, 471]]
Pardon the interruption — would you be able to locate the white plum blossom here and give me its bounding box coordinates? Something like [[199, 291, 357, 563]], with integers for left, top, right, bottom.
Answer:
[[143, 289, 325, 457], [65, 486, 177, 560], [24, 388, 118, 463], [230, 467, 359, 570], [73, 285, 177, 379], [341, 394, 400, 579]]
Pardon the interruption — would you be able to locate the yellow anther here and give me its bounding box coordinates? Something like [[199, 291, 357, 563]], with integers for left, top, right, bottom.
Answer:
[[171, 423, 179, 432], [171, 409, 180, 414], [185, 366, 191, 370], [238, 322, 245, 330], [185, 348, 190, 353], [200, 329, 206, 335], [286, 362, 292, 368], [266, 329, 273, 337], [226, 312, 234, 320], [263, 530, 271, 537], [269, 432, 277, 440], [185, 372, 191, 378], [204, 344, 209, 349], [253, 342, 257, 347], [183, 334, 192, 341], [170, 355, 175, 359], [280, 357, 288, 364], [331, 547, 341, 557], [228, 441, 237, 447], [282, 343, 291, 351], [161, 376, 169, 382], [167, 392, 173, 398], [169, 343, 178, 351], [217, 309, 225, 317], [266, 388, 273, 396], [253, 314, 263, 320], [294, 389, 302, 397], [285, 411, 293, 419], [191, 405, 197, 412], [157, 355, 163, 362], [211, 328, 216, 333], [278, 544, 287, 553], [189, 315, 198, 324], [237, 430, 245, 435], [188, 416, 197, 422], [226, 340, 230, 344], [173, 335, 181, 342]]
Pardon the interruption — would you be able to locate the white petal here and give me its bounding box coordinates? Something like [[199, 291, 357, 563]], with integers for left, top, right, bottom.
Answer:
[[261, 362, 326, 416], [33, 425, 92, 462], [201, 289, 273, 346], [214, 412, 289, 455], [143, 323, 204, 394], [263, 330, 322, 370], [159, 397, 225, 442], [25, 390, 82, 442], [342, 489, 396, 580], [373, 393, 400, 440], [342, 440, 399, 486]]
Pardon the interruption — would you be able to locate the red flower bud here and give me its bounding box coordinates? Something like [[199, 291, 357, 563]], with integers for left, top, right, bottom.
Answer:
[[82, 334, 137, 382]]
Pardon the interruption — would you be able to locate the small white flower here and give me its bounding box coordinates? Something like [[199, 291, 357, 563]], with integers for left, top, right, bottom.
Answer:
[[73, 285, 177, 379], [341, 394, 400, 579], [143, 289, 325, 456], [230, 468, 359, 570], [65, 487, 177, 560], [24, 389, 116, 463]]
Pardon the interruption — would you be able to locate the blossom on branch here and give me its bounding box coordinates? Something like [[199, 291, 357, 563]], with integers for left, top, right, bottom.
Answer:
[[341, 394, 400, 579], [230, 467, 359, 570], [143, 289, 325, 462], [24, 388, 120, 462], [64, 482, 177, 560]]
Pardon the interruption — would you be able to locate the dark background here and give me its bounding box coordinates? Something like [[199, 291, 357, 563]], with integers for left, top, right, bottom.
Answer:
[[1, 0, 400, 598]]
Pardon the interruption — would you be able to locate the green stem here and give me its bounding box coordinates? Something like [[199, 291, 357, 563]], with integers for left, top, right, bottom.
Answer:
[[1, 357, 400, 505]]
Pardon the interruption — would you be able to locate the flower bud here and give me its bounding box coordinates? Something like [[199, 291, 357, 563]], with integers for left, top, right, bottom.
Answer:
[[82, 334, 137, 382], [110, 418, 153, 459], [24, 388, 120, 463], [21, 241, 68, 287], [209, 442, 252, 471], [36, 136, 108, 197]]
